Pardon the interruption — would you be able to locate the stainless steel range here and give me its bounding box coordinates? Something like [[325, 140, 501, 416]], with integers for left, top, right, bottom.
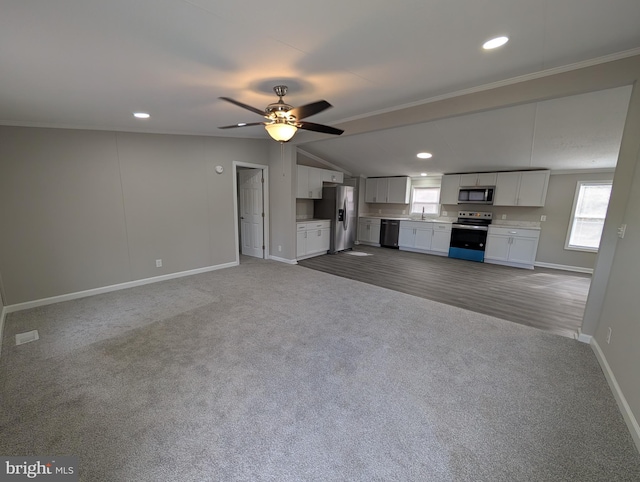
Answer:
[[448, 211, 492, 262]]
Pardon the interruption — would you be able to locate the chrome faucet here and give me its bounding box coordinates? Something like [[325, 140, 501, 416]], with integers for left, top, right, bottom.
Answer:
[[421, 206, 425, 220]]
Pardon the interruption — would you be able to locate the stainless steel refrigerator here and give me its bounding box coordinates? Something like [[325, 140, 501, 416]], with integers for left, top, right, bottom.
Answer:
[[314, 185, 356, 254]]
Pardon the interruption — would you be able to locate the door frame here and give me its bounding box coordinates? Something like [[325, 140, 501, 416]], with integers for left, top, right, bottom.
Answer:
[[233, 161, 269, 264]]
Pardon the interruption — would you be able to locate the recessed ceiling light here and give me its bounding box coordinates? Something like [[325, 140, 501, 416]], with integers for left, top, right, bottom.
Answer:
[[417, 152, 432, 159], [420, 173, 428, 177], [133, 112, 150, 119], [483, 36, 509, 50]]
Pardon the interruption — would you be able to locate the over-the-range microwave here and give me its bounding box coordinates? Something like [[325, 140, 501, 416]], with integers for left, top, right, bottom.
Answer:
[[458, 187, 495, 204]]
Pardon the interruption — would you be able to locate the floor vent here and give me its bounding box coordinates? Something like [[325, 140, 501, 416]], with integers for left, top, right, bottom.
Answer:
[[15, 330, 39, 346]]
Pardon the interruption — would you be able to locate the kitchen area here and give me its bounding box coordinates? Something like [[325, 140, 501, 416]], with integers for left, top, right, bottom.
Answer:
[[354, 170, 550, 270], [294, 162, 595, 337]]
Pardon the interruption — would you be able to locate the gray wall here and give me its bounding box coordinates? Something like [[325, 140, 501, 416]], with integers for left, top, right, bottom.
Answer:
[[0, 126, 269, 304], [267, 143, 297, 261]]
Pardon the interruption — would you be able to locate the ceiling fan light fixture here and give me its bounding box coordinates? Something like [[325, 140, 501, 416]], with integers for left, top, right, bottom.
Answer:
[[265, 122, 298, 142]]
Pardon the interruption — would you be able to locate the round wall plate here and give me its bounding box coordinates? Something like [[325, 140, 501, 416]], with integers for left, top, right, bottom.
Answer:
[[215, 165, 224, 174]]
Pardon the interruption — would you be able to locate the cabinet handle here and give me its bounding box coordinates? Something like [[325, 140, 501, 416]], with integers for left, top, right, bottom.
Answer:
[[508, 231, 517, 234]]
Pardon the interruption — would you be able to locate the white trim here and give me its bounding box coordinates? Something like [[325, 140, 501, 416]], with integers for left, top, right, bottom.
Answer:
[[233, 162, 270, 264], [575, 329, 593, 344], [591, 338, 640, 453], [268, 255, 298, 265], [296, 148, 352, 176], [534, 262, 594, 274], [0, 305, 6, 358], [4, 262, 237, 314], [551, 168, 616, 176]]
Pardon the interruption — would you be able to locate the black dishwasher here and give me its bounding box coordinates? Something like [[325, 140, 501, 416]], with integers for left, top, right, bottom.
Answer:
[[380, 219, 400, 248]]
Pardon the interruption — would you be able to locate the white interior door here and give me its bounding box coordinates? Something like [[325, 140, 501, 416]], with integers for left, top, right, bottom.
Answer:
[[239, 168, 264, 258]]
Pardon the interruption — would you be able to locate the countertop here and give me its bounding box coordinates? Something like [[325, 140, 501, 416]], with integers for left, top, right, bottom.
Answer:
[[296, 218, 330, 223], [359, 215, 453, 223]]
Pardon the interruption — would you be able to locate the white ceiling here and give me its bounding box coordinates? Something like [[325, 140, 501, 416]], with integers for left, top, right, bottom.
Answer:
[[2, 1, 640, 175]]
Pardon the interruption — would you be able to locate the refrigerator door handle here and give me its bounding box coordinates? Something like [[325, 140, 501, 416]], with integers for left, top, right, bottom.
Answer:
[[343, 199, 348, 231]]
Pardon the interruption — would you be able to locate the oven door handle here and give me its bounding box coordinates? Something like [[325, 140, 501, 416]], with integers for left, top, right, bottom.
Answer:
[[452, 225, 488, 231]]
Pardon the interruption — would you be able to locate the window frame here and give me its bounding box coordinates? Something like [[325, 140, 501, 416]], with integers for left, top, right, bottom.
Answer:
[[564, 180, 612, 253], [410, 186, 441, 217]]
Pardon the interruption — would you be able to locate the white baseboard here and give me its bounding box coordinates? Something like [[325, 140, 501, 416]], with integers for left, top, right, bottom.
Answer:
[[268, 255, 298, 265], [576, 329, 593, 344], [534, 261, 594, 274], [591, 338, 640, 453], [4, 262, 238, 315]]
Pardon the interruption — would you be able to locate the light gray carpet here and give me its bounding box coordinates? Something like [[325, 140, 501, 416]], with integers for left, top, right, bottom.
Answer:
[[1, 257, 639, 481]]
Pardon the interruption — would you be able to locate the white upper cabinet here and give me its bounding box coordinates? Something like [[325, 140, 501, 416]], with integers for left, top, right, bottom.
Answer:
[[459, 172, 497, 187], [440, 175, 461, 205], [494, 170, 550, 206], [296, 165, 344, 199], [387, 177, 411, 204], [365, 177, 410, 204]]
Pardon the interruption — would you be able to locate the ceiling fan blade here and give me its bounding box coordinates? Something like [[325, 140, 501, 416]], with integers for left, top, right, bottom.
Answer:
[[219, 97, 266, 117], [289, 100, 332, 120], [218, 122, 267, 129], [297, 121, 344, 136]]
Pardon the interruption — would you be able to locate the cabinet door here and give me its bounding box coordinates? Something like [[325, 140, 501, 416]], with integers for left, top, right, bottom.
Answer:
[[296, 165, 310, 198], [398, 226, 415, 247], [508, 236, 539, 265], [493, 172, 520, 206], [369, 223, 381, 243], [308, 167, 324, 199], [358, 220, 369, 242], [365, 178, 378, 203], [319, 227, 331, 251], [517, 171, 549, 207], [477, 172, 497, 186], [415, 227, 433, 250], [387, 177, 411, 204], [440, 175, 460, 204], [376, 178, 389, 203], [306, 228, 324, 254], [484, 234, 510, 261], [431, 226, 452, 252], [296, 230, 307, 257], [459, 173, 478, 186]]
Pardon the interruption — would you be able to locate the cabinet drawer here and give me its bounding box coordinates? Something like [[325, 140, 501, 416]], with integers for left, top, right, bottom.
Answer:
[[488, 227, 539, 238], [433, 223, 452, 232], [307, 221, 330, 230], [360, 218, 381, 226]]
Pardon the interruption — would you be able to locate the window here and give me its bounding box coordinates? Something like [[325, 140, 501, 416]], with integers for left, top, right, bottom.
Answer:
[[411, 187, 440, 216], [566, 181, 612, 252]]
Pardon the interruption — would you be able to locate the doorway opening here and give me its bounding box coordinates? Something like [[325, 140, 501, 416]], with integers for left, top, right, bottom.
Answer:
[[233, 162, 269, 264]]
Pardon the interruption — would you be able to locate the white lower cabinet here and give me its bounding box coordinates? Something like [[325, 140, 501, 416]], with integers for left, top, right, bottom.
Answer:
[[297, 220, 331, 259], [431, 223, 453, 253], [358, 217, 381, 245], [398, 221, 451, 255], [485, 226, 540, 269]]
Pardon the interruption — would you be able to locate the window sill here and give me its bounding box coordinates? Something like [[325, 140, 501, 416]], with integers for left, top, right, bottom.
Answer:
[[564, 245, 599, 253]]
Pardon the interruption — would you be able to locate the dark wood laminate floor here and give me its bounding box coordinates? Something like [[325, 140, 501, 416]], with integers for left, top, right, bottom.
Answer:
[[298, 245, 591, 338]]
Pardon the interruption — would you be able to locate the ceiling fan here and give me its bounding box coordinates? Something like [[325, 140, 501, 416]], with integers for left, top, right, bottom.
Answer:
[[218, 85, 344, 142]]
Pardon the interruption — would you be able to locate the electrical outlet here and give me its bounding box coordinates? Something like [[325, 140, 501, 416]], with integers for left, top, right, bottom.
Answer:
[[501, 214, 507, 220], [541, 215, 547, 222], [278, 245, 282, 252], [155, 259, 162, 268], [618, 224, 627, 238], [606, 327, 612, 344], [378, 209, 382, 214], [442, 211, 447, 217]]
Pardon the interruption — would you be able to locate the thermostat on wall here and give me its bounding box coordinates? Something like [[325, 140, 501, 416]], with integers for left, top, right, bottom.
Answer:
[[215, 165, 224, 174]]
